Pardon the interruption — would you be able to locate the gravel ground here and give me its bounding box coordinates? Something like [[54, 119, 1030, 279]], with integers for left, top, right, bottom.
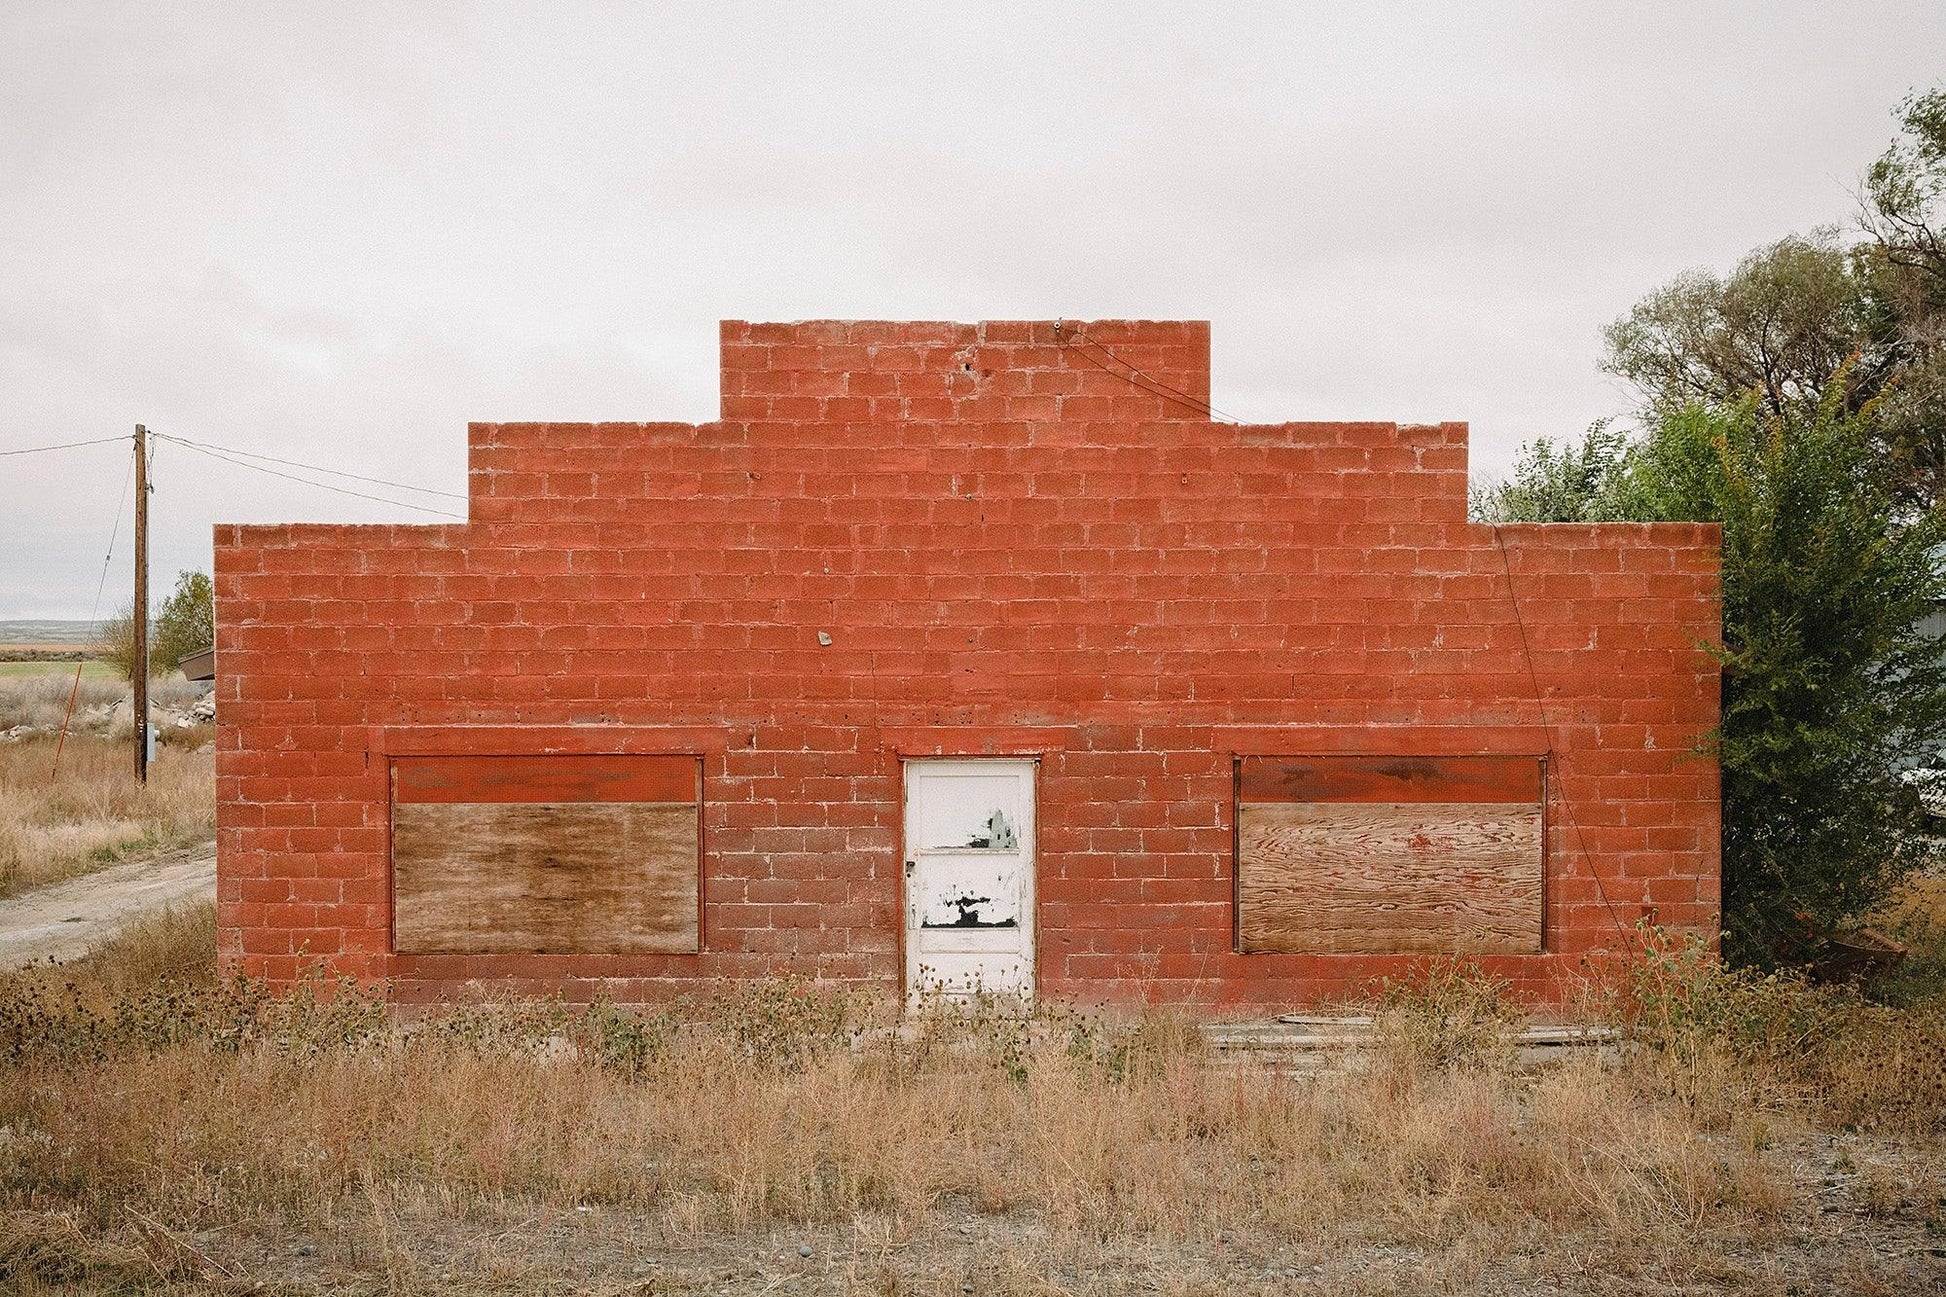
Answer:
[[0, 841, 213, 967]]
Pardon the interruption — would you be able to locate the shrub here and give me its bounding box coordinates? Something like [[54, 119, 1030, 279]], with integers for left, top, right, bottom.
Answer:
[[1619, 927, 1946, 1136], [1481, 393, 1946, 967], [1470, 419, 1639, 522], [95, 570, 213, 682], [1631, 394, 1946, 965]]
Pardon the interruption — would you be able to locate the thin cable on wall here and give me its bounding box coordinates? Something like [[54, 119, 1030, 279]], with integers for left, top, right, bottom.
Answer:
[[1063, 331, 1231, 420], [1053, 322, 1245, 424], [1492, 523, 1639, 951]]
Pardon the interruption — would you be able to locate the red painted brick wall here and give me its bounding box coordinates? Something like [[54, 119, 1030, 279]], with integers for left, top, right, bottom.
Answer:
[[213, 319, 1721, 1007]]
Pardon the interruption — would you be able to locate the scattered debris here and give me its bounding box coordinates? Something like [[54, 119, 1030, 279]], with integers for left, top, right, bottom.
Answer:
[[0, 686, 213, 744], [1205, 1015, 1620, 1070], [1811, 926, 1908, 984]]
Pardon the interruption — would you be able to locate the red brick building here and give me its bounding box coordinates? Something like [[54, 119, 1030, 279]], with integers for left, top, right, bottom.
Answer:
[[214, 319, 1721, 1007]]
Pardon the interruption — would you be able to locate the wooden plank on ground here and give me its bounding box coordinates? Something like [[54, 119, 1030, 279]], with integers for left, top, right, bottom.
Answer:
[[1238, 800, 1542, 955], [393, 801, 699, 954]]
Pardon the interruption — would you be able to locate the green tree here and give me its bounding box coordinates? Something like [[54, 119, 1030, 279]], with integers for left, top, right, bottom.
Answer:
[[1629, 394, 1946, 965], [1596, 88, 1946, 512], [152, 570, 214, 676], [1601, 231, 1884, 422], [1483, 395, 1946, 966], [1861, 86, 1946, 508], [1513, 87, 1946, 967], [95, 601, 139, 683], [95, 571, 214, 682], [1470, 420, 1638, 522], [1864, 86, 1946, 293]]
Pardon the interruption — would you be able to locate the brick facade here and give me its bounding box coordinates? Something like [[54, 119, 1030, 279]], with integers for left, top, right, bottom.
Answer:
[[213, 319, 1721, 1007]]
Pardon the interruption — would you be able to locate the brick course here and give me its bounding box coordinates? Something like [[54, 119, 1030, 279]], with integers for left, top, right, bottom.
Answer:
[[214, 319, 1721, 1006]]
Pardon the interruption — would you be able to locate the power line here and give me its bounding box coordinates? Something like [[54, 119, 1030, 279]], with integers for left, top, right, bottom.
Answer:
[[157, 436, 466, 519], [150, 431, 467, 500], [88, 441, 136, 622], [53, 440, 136, 778], [0, 435, 126, 457]]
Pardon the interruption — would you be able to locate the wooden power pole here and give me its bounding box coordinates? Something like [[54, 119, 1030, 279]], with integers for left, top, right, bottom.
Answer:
[[133, 424, 149, 784]]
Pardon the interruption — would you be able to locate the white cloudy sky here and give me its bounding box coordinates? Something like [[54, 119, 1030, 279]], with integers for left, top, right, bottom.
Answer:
[[2, 3, 1941, 618]]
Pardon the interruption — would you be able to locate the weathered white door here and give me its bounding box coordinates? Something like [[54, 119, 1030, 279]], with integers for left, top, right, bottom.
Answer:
[[903, 759, 1036, 1001]]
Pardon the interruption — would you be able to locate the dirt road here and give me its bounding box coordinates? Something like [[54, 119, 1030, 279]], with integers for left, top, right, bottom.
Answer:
[[0, 843, 215, 967]]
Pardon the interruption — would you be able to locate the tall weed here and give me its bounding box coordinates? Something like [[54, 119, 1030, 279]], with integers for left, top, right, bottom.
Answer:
[[0, 735, 213, 896]]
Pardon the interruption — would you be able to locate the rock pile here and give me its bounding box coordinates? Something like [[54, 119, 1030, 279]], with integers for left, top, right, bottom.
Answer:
[[0, 686, 216, 745]]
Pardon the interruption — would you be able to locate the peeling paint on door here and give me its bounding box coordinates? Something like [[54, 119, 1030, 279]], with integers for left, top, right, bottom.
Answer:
[[916, 857, 1022, 928], [904, 759, 1035, 1000]]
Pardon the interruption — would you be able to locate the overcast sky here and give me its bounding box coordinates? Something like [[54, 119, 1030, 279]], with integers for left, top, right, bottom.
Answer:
[[2, 3, 1941, 618]]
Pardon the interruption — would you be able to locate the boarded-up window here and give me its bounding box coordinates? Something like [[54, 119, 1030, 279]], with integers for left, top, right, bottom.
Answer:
[[1236, 755, 1543, 956], [392, 754, 700, 955]]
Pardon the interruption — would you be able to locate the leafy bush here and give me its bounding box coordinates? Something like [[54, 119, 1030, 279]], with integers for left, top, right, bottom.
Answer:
[[1481, 394, 1946, 968], [1471, 419, 1641, 522], [0, 967, 387, 1067], [1621, 928, 1946, 1135], [575, 993, 679, 1075], [1632, 395, 1946, 965], [1370, 959, 1520, 1074], [151, 570, 213, 677], [708, 975, 862, 1071]]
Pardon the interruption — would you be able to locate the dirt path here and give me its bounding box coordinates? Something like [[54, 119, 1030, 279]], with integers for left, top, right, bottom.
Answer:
[[0, 842, 215, 968]]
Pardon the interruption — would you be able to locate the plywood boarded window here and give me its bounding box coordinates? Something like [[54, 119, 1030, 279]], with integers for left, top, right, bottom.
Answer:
[[1236, 755, 1543, 956], [392, 754, 700, 955]]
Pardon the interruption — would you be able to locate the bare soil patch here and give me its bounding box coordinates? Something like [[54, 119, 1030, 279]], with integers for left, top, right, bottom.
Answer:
[[0, 842, 213, 968]]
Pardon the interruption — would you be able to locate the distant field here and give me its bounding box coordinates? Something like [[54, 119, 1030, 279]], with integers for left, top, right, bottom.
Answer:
[[0, 619, 102, 645], [0, 660, 115, 679]]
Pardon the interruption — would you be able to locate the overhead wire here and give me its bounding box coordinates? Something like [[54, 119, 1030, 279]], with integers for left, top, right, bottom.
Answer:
[[0, 435, 127, 457], [86, 441, 136, 627], [149, 431, 466, 500], [52, 439, 137, 777], [154, 435, 466, 519]]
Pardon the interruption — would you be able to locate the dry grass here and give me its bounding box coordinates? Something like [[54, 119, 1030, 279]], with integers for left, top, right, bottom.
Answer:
[[58, 902, 219, 998], [1613, 927, 1946, 1141], [0, 673, 205, 732], [0, 735, 214, 898], [1874, 867, 1946, 1007], [0, 674, 123, 731], [1, 870, 1943, 1291], [4, 920, 1943, 1294]]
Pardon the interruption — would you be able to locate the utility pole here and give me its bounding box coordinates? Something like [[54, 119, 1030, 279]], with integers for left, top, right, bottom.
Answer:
[[133, 424, 149, 784]]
